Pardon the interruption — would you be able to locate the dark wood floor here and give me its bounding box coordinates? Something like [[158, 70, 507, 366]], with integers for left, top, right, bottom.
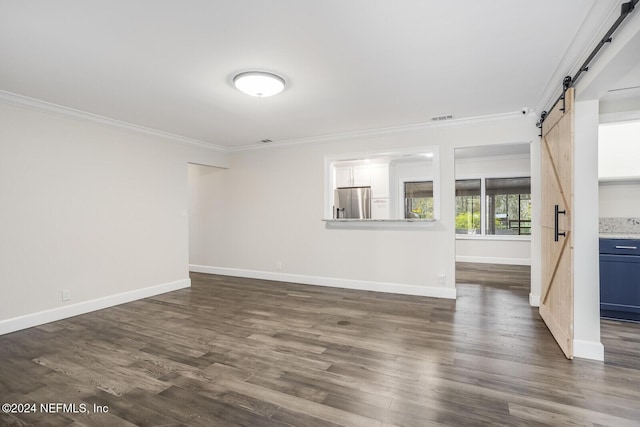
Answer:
[[1, 263, 639, 426]]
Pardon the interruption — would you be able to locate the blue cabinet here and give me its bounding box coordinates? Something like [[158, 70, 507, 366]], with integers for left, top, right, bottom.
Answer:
[[599, 239, 640, 322]]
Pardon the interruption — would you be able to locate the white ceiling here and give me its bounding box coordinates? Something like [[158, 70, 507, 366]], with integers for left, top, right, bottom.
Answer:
[[0, 0, 610, 149]]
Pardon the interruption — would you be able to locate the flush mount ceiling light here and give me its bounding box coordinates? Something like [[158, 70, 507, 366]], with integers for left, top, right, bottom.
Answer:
[[233, 71, 285, 97]]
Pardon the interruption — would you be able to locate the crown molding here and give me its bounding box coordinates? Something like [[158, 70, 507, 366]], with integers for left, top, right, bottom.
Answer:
[[0, 90, 229, 152], [230, 110, 531, 152], [0, 89, 533, 154]]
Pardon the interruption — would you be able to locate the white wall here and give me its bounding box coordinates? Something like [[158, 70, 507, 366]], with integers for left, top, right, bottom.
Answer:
[[599, 182, 640, 217], [0, 102, 227, 334], [454, 153, 532, 265], [572, 99, 603, 361], [597, 120, 640, 218], [455, 154, 530, 177], [530, 136, 542, 306], [598, 120, 640, 180], [188, 164, 231, 266], [190, 115, 537, 299], [455, 239, 531, 265]]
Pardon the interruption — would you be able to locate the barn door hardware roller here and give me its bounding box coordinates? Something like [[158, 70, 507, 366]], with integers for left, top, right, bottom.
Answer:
[[559, 76, 572, 112], [536, 75, 572, 136]]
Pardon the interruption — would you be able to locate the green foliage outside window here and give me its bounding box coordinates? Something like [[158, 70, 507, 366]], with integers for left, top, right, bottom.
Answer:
[[455, 177, 531, 235], [455, 211, 481, 232], [407, 197, 434, 219], [455, 191, 481, 234], [490, 193, 531, 235], [405, 181, 434, 219]]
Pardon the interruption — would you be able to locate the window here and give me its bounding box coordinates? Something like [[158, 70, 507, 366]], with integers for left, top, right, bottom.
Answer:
[[455, 176, 531, 236], [325, 147, 440, 222], [485, 177, 531, 235], [404, 181, 433, 219], [455, 179, 481, 234]]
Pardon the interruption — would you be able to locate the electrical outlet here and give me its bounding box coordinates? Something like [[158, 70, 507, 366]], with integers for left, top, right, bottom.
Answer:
[[62, 289, 71, 301], [276, 261, 282, 271]]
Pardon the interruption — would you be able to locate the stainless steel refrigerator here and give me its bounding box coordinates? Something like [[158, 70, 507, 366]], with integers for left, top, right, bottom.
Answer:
[[334, 187, 371, 219]]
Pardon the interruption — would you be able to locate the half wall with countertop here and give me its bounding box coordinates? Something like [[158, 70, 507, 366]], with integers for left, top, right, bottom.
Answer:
[[189, 113, 538, 300]]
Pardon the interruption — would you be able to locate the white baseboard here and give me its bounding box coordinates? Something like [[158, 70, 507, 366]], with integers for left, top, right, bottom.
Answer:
[[0, 278, 191, 336], [190, 265, 457, 300], [573, 339, 605, 361], [456, 256, 531, 265], [529, 293, 540, 307]]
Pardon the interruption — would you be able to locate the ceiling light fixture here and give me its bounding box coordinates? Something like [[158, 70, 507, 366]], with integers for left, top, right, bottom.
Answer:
[[233, 71, 285, 97]]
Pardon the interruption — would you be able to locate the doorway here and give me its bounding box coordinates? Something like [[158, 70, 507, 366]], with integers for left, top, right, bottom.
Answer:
[[453, 143, 533, 267], [187, 163, 228, 270]]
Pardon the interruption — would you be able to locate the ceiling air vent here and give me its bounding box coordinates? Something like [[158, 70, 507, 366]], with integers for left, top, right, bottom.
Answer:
[[431, 115, 454, 121]]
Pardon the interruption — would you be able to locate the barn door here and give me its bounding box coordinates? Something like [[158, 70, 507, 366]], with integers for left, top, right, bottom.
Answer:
[[540, 87, 574, 359]]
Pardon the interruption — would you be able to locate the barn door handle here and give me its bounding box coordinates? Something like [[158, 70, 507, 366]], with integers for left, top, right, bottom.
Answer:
[[554, 204, 566, 242]]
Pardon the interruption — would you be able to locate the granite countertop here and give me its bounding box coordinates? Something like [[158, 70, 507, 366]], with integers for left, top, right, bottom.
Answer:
[[599, 233, 640, 240], [599, 217, 640, 240]]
